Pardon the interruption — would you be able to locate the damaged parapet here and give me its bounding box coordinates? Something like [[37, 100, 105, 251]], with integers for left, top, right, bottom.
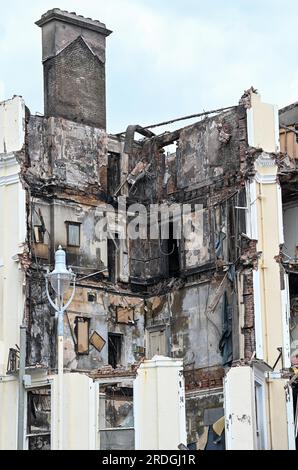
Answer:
[[36, 9, 112, 129]]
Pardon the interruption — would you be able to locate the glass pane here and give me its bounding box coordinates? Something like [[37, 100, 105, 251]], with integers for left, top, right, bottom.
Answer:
[[68, 224, 80, 246], [27, 388, 51, 435], [100, 429, 135, 450]]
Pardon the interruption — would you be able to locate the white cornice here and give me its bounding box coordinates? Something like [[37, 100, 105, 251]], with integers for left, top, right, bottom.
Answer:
[[255, 173, 277, 184], [255, 152, 276, 168], [0, 152, 19, 169], [0, 173, 20, 186]]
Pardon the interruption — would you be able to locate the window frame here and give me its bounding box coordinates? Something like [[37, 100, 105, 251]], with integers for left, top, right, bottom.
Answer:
[[65, 221, 81, 247], [74, 316, 90, 355], [33, 225, 45, 244], [108, 333, 123, 369], [98, 379, 135, 450], [253, 366, 269, 450], [24, 384, 52, 451], [146, 325, 167, 359]]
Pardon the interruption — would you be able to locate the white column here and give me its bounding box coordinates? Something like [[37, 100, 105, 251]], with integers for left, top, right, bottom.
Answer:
[[224, 366, 257, 450], [52, 373, 99, 450], [134, 355, 186, 450]]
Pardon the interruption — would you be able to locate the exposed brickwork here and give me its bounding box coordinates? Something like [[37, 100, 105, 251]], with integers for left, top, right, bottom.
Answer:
[[242, 271, 256, 359], [44, 37, 106, 129], [184, 365, 225, 391]]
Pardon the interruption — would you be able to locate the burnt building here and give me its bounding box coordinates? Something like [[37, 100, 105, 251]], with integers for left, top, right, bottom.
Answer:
[[0, 9, 297, 450]]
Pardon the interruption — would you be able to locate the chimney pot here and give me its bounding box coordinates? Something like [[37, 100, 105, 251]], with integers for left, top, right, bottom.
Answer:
[[36, 9, 112, 129]]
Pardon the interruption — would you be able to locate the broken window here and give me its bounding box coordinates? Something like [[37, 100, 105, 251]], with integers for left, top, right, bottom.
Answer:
[[168, 220, 180, 276], [219, 291, 233, 366], [108, 333, 122, 368], [26, 387, 51, 450], [105, 213, 128, 282], [107, 152, 121, 195], [88, 292, 96, 302], [7, 347, 19, 373], [116, 306, 134, 324], [99, 383, 135, 450], [89, 330, 106, 352], [147, 327, 167, 359], [66, 221, 81, 247], [34, 225, 45, 244], [108, 233, 120, 283], [74, 316, 90, 355]]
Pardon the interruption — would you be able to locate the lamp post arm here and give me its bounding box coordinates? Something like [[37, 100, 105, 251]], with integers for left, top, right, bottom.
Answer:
[[61, 278, 76, 313], [45, 277, 59, 312]]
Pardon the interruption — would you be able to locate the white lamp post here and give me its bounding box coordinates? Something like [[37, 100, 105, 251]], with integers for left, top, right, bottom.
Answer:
[[45, 246, 76, 450]]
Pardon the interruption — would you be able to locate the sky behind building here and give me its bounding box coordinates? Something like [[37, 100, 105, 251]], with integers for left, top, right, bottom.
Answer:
[[0, 0, 297, 133]]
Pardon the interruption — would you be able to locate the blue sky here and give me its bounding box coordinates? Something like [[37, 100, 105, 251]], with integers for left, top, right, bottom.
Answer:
[[0, 0, 297, 133]]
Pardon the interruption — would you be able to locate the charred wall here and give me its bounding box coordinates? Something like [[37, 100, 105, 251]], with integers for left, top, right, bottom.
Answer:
[[22, 98, 254, 393], [26, 115, 108, 192], [176, 108, 241, 190], [127, 105, 248, 285]]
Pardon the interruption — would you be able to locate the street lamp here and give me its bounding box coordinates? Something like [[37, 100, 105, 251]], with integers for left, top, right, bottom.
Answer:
[[45, 246, 76, 450]]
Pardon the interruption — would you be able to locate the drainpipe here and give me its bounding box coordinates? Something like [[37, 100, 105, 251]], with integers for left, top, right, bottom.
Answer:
[[17, 325, 26, 449]]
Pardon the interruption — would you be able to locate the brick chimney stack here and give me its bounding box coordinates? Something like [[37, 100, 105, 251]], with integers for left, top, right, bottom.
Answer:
[[36, 9, 112, 129]]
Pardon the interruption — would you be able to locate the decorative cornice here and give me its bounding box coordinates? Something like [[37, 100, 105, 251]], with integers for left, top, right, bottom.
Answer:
[[254, 152, 277, 184], [0, 153, 19, 169], [255, 152, 276, 168], [35, 8, 112, 37], [255, 173, 277, 184], [0, 173, 20, 187]]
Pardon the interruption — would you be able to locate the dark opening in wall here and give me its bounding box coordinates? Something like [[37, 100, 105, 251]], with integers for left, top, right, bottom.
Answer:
[[168, 221, 180, 277], [108, 152, 121, 195], [88, 292, 96, 302], [227, 202, 236, 262], [289, 273, 298, 297], [108, 333, 122, 369], [108, 233, 120, 283], [289, 273, 298, 362]]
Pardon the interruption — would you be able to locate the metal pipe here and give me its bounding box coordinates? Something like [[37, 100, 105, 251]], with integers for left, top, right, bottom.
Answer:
[[115, 105, 236, 135], [57, 275, 63, 450], [17, 325, 26, 450], [57, 324, 64, 450]]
